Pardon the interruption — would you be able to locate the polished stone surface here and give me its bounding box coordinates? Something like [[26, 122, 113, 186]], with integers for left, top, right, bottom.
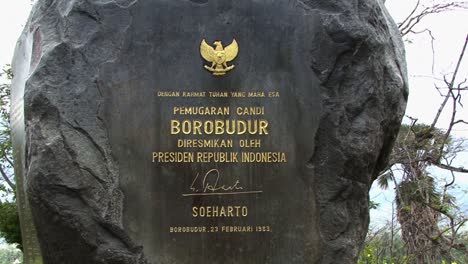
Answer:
[[11, 0, 407, 263]]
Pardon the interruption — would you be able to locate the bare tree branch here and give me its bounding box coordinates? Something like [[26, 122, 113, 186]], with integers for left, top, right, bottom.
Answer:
[[0, 166, 15, 191], [398, 0, 421, 31], [399, 2, 468, 37], [431, 34, 468, 130], [452, 119, 468, 125], [431, 161, 468, 173], [3, 153, 14, 168]]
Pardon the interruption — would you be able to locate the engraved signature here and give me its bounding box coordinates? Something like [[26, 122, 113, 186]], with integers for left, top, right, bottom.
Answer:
[[190, 169, 244, 193]]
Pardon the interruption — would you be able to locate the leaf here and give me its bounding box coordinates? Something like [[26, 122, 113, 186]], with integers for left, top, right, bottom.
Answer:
[[377, 171, 393, 189]]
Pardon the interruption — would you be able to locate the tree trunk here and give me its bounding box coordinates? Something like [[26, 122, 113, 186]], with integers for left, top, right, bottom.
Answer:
[[397, 179, 440, 264]]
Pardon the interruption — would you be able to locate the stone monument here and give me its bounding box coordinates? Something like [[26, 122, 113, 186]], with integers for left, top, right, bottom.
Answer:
[[11, 0, 407, 263]]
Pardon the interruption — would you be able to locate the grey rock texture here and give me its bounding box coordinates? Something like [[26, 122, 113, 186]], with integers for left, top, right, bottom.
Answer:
[[14, 0, 147, 263], [11, 0, 407, 263], [307, 1, 408, 263]]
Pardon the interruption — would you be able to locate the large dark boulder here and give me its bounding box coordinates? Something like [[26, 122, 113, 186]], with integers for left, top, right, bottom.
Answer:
[[11, 0, 407, 263]]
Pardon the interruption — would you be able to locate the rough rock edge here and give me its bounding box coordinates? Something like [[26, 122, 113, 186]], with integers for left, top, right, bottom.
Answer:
[[18, 0, 148, 263], [306, 0, 408, 263]]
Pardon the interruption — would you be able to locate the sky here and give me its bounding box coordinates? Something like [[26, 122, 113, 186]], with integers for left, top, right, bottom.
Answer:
[[0, 0, 467, 228], [0, 0, 32, 69]]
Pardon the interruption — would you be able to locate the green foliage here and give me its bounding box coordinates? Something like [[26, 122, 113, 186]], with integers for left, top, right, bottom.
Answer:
[[0, 66, 12, 164], [377, 171, 392, 189], [369, 200, 380, 210], [359, 228, 468, 264], [390, 124, 449, 169], [397, 174, 438, 204], [0, 65, 22, 250], [376, 122, 467, 263], [358, 227, 408, 264], [389, 123, 462, 217], [0, 65, 15, 195], [0, 203, 21, 249], [0, 65, 12, 121]]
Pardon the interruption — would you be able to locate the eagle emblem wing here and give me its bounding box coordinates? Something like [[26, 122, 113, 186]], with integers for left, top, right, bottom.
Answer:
[[200, 39, 215, 62], [200, 38, 239, 76], [224, 39, 239, 62]]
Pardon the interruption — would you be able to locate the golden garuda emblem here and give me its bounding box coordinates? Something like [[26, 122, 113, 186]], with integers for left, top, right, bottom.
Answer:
[[200, 39, 239, 76]]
